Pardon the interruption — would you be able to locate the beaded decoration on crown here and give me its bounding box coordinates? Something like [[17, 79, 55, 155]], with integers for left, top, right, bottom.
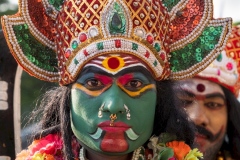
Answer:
[[197, 25, 240, 96], [1, 0, 232, 85]]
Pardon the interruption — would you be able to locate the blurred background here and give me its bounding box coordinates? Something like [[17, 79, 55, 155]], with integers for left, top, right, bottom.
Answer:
[[0, 0, 239, 155]]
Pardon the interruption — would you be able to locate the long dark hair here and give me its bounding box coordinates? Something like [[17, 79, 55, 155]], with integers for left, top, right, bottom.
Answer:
[[221, 86, 240, 159], [28, 80, 195, 160]]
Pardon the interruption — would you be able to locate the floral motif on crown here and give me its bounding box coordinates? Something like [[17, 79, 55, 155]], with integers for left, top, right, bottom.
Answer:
[[1, 0, 232, 85]]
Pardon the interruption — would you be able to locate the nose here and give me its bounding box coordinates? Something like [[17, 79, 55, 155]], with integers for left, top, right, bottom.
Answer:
[[187, 101, 209, 127], [102, 84, 125, 114]]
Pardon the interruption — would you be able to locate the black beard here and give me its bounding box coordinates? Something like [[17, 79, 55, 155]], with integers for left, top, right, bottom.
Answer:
[[194, 125, 225, 160], [202, 140, 223, 160]]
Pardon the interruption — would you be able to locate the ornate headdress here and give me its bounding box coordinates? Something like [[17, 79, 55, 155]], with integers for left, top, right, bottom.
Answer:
[[1, 0, 232, 85], [197, 25, 240, 96]]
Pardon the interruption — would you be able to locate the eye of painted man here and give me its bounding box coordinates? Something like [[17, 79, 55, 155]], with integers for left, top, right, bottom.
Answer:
[[124, 79, 144, 91], [86, 78, 104, 90]]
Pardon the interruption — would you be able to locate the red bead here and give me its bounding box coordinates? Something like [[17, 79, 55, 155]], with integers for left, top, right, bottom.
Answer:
[[146, 35, 154, 44], [79, 33, 87, 42], [108, 57, 120, 69], [115, 40, 121, 48]]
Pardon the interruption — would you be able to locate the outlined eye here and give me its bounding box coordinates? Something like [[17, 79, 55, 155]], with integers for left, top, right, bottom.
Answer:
[[85, 78, 104, 90], [125, 79, 143, 90], [129, 80, 142, 87]]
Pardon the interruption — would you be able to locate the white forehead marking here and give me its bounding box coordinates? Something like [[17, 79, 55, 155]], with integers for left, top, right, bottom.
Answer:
[[179, 78, 224, 95]]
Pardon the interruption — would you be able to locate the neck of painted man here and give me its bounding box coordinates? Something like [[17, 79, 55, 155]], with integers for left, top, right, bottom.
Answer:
[[86, 149, 133, 160]]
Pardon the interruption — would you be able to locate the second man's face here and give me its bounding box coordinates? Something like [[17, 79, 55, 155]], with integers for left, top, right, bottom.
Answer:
[[176, 78, 228, 158]]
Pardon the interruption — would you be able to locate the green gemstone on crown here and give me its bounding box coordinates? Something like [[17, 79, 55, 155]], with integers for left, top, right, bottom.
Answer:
[[132, 43, 138, 50], [153, 60, 158, 67], [74, 59, 79, 65], [97, 42, 104, 50], [72, 41, 78, 49], [217, 53, 223, 62], [108, 2, 126, 34], [154, 43, 161, 52]]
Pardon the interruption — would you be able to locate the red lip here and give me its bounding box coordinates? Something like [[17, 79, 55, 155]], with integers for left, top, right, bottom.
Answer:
[[98, 121, 130, 131], [195, 133, 207, 139], [195, 133, 208, 142]]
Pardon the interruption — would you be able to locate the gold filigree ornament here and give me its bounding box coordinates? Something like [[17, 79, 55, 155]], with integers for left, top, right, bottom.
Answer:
[[1, 0, 232, 85]]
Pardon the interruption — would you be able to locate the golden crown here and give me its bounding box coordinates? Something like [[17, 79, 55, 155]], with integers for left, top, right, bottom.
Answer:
[[1, 0, 232, 85]]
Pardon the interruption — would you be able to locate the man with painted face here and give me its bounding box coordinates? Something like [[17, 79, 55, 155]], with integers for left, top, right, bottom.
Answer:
[[1, 0, 232, 159], [175, 25, 240, 159]]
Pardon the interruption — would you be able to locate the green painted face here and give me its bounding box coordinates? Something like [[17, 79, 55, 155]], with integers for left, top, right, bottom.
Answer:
[[70, 66, 157, 154]]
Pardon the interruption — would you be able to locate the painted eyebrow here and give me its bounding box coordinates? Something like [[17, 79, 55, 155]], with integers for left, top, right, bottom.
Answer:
[[80, 67, 111, 76]]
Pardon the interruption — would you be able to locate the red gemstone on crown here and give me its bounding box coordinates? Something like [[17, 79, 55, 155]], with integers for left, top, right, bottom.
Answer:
[[160, 51, 165, 61], [79, 33, 87, 42], [65, 50, 71, 58], [108, 57, 120, 69], [83, 49, 88, 56], [146, 35, 154, 44], [145, 51, 150, 58], [115, 40, 121, 48]]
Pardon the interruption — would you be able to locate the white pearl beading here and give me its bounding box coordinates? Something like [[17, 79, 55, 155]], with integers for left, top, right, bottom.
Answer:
[[21, 0, 55, 49]]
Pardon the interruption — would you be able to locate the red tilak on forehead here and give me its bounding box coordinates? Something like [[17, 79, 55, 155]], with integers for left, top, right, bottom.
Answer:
[[195, 95, 206, 101], [95, 74, 113, 85], [118, 74, 133, 85], [196, 83, 205, 92], [107, 57, 120, 69]]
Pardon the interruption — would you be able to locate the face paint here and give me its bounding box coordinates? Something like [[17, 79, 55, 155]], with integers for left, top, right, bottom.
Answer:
[[70, 66, 156, 154], [176, 78, 227, 157]]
